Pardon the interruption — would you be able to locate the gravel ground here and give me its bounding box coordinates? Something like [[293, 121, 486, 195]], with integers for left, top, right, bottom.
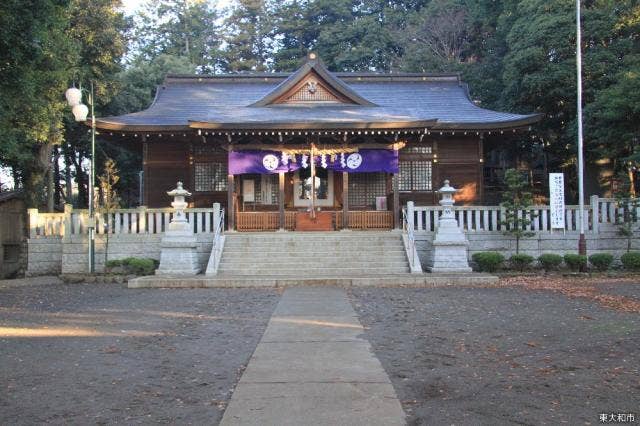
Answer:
[[350, 285, 640, 426], [0, 280, 280, 425]]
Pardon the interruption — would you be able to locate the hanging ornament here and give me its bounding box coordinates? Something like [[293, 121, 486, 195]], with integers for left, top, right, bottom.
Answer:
[[340, 152, 346, 168], [330, 154, 337, 163], [281, 152, 289, 165], [301, 154, 309, 169], [321, 154, 327, 168]]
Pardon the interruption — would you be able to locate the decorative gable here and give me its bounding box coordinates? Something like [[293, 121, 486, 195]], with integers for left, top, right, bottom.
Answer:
[[250, 53, 377, 107], [278, 72, 348, 104]]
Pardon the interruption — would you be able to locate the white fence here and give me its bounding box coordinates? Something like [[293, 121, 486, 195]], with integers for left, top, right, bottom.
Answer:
[[404, 196, 637, 234], [28, 206, 219, 238]]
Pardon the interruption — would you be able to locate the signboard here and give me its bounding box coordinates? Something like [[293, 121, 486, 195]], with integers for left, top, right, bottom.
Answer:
[[549, 173, 565, 229]]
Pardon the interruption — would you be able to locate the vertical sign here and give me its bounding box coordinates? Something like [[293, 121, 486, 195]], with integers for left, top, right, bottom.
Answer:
[[549, 173, 565, 229]]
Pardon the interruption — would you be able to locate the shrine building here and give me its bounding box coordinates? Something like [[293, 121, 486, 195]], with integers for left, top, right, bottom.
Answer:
[[94, 53, 542, 231]]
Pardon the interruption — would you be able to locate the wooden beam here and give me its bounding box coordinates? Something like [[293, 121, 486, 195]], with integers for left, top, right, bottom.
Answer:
[[227, 174, 235, 231], [279, 172, 285, 230], [393, 173, 400, 229], [342, 172, 349, 229]]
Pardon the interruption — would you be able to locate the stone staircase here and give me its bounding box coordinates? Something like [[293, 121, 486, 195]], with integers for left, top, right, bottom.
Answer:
[[217, 231, 410, 276]]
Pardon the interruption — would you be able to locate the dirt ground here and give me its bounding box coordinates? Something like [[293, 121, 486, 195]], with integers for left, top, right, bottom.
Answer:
[[0, 280, 280, 425], [350, 282, 640, 426]]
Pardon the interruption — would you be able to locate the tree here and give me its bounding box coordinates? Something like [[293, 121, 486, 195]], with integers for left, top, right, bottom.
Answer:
[[132, 0, 221, 72], [0, 0, 77, 208], [392, 0, 470, 72], [62, 0, 129, 209], [499, 168, 536, 254], [98, 158, 121, 265], [223, 0, 273, 72]]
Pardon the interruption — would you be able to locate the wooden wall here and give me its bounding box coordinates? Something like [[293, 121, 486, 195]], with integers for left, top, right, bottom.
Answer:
[[142, 133, 484, 209]]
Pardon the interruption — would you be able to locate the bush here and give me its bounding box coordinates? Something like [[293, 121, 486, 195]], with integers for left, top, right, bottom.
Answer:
[[121, 257, 157, 276], [472, 252, 505, 273], [588, 253, 614, 272], [105, 259, 122, 268], [564, 254, 587, 272], [538, 254, 563, 272], [509, 254, 534, 272], [621, 252, 640, 271], [106, 258, 157, 275]]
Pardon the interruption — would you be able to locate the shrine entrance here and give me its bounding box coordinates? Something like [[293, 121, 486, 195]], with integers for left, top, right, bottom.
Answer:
[[229, 144, 399, 232]]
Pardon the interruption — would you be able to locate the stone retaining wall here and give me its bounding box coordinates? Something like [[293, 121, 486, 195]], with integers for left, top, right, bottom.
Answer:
[[416, 225, 638, 267], [28, 234, 214, 275]]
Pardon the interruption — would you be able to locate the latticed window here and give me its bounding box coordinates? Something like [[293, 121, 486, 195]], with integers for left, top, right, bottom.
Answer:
[[403, 145, 432, 154], [399, 161, 432, 191], [349, 173, 386, 207], [194, 162, 227, 192]]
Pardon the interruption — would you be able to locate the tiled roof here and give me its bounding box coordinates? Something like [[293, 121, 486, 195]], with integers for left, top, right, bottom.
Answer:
[[95, 61, 541, 132]]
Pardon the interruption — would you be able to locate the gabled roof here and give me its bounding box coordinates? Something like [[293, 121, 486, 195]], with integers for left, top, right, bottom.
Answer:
[[250, 54, 377, 107], [95, 54, 542, 132]]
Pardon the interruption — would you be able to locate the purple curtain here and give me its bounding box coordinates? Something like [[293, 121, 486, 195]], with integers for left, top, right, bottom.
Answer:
[[228, 149, 398, 174]]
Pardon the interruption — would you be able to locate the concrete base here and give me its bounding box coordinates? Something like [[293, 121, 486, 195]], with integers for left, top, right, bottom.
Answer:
[[155, 226, 200, 276], [128, 273, 498, 288]]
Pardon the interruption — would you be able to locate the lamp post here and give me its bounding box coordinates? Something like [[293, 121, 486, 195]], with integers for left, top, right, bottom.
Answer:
[[65, 82, 96, 273], [576, 0, 586, 255]]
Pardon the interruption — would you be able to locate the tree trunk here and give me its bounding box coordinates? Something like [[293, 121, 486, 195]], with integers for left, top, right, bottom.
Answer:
[[64, 148, 73, 203]]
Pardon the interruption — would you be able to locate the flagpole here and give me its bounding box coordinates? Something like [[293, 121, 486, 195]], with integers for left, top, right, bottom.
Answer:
[[576, 0, 586, 255]]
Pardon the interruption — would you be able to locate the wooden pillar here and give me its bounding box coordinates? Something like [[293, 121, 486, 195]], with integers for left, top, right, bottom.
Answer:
[[142, 139, 149, 206], [279, 172, 285, 230], [393, 173, 400, 229], [478, 134, 484, 204], [342, 171, 349, 229], [227, 174, 235, 231]]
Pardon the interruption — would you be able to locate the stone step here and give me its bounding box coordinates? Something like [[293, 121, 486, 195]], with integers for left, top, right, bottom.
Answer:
[[224, 245, 405, 255], [223, 244, 405, 250], [217, 267, 411, 275], [220, 254, 408, 262], [219, 260, 409, 268]]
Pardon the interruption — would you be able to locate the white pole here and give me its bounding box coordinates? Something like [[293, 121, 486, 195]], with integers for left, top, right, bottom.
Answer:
[[576, 0, 586, 255]]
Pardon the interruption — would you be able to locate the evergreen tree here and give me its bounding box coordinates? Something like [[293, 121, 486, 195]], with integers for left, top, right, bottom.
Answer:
[[133, 0, 221, 72], [0, 0, 76, 208], [499, 168, 536, 254], [223, 0, 273, 72]]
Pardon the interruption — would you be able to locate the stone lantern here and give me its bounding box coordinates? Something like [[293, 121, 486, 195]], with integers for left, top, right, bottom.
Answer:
[[426, 180, 472, 273], [156, 182, 200, 275]]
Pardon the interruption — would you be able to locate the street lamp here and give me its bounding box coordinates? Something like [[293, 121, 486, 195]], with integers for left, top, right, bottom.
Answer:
[[65, 82, 96, 273], [576, 0, 586, 255]]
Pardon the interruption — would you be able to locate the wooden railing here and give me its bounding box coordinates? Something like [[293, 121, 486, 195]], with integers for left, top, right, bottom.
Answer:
[[404, 196, 637, 233], [336, 211, 394, 230], [236, 210, 393, 231]]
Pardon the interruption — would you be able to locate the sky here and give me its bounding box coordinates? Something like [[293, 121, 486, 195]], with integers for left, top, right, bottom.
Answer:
[[120, 0, 233, 15], [121, 0, 144, 15]]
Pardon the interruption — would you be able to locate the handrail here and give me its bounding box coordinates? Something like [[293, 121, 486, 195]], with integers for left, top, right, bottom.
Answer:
[[205, 208, 226, 275], [402, 207, 418, 272]]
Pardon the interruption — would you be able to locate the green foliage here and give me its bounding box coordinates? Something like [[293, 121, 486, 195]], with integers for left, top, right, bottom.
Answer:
[[499, 169, 536, 254], [588, 253, 614, 272], [472, 252, 504, 273], [132, 0, 221, 72], [538, 254, 563, 272], [564, 254, 587, 272], [105, 259, 122, 268], [509, 254, 534, 272], [110, 257, 158, 276], [621, 252, 640, 271]]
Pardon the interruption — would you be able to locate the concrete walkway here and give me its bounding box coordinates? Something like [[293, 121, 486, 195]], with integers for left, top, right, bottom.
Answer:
[[220, 287, 406, 426]]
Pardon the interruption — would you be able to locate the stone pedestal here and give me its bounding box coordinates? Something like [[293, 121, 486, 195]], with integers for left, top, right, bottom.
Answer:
[[427, 180, 472, 273], [156, 182, 200, 275]]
